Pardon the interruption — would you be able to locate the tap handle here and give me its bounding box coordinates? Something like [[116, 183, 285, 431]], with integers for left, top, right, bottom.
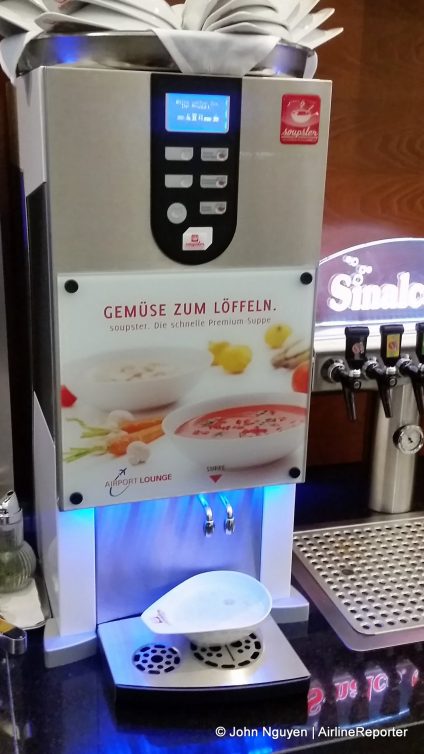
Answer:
[[412, 323, 424, 415], [415, 323, 424, 365], [380, 324, 404, 367], [341, 380, 361, 422], [344, 326, 369, 370], [378, 380, 396, 419]]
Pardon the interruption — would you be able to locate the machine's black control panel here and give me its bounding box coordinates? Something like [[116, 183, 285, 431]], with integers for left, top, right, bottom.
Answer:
[[150, 74, 242, 265]]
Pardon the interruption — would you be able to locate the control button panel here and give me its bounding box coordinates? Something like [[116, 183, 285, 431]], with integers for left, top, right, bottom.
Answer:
[[200, 174, 228, 189], [165, 174, 193, 189], [200, 201, 227, 215], [151, 74, 242, 266], [165, 146, 193, 161], [201, 147, 229, 162]]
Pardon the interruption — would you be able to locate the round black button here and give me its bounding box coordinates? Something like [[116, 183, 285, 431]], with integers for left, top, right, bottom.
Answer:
[[70, 492, 83, 505], [300, 272, 313, 285], [64, 280, 79, 293]]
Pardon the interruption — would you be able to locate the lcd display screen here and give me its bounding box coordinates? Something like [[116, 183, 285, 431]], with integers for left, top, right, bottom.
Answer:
[[165, 93, 230, 133]]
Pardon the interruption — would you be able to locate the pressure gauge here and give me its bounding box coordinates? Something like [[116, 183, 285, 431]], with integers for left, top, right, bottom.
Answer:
[[393, 424, 424, 455]]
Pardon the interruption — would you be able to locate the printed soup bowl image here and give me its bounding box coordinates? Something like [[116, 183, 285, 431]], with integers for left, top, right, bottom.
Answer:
[[163, 392, 307, 469], [64, 348, 212, 411]]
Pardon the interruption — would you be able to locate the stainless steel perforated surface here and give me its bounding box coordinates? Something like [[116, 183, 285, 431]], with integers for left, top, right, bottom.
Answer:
[[293, 518, 424, 636], [191, 633, 262, 670], [132, 643, 181, 674], [100, 616, 310, 690]]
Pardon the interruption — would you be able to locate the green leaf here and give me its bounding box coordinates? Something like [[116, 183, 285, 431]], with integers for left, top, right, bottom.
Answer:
[[67, 418, 110, 437], [63, 445, 105, 463]]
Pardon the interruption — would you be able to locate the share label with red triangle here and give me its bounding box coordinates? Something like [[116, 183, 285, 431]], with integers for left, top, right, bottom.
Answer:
[[209, 475, 222, 483]]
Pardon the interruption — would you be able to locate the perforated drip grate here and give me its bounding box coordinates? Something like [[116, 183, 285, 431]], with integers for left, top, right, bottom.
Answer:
[[293, 517, 424, 636], [191, 633, 262, 669], [132, 643, 181, 674]]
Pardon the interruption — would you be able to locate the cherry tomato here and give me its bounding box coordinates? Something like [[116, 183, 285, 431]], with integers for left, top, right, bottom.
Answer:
[[61, 385, 77, 408], [292, 361, 310, 394]]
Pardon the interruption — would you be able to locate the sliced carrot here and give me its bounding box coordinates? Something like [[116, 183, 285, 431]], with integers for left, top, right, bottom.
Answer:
[[106, 435, 131, 457], [120, 417, 164, 433], [136, 424, 164, 444], [106, 425, 164, 457]]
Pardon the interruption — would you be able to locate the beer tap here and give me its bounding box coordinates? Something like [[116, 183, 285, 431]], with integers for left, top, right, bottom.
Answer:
[[364, 324, 404, 418], [397, 322, 424, 416], [322, 326, 369, 421]]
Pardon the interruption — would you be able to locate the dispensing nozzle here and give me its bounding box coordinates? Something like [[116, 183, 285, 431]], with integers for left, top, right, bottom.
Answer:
[[218, 494, 235, 535], [197, 495, 215, 537], [322, 326, 369, 421], [398, 323, 424, 415], [364, 324, 404, 418]]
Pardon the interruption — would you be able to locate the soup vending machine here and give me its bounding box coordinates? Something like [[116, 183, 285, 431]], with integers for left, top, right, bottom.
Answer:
[[14, 42, 331, 700]]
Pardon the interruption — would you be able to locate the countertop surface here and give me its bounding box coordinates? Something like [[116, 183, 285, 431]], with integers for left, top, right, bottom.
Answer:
[[2, 606, 424, 754]]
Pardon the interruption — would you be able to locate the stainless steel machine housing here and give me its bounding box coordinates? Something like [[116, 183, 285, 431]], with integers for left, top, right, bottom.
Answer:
[[15, 62, 331, 698]]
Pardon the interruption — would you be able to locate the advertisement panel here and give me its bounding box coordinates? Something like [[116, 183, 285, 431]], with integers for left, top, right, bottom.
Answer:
[[57, 268, 315, 507]]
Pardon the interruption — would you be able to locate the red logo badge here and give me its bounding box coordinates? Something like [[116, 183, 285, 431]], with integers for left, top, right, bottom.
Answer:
[[280, 94, 321, 145]]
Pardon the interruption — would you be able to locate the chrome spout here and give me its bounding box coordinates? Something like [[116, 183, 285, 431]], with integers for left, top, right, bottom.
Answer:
[[219, 494, 235, 535], [197, 495, 215, 537], [364, 324, 404, 419], [322, 326, 369, 422]]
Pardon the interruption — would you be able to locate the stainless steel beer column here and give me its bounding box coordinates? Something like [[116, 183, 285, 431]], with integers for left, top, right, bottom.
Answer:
[[0, 232, 13, 496]]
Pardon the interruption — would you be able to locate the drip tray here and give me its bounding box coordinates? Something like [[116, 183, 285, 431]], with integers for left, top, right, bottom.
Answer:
[[293, 516, 424, 651], [98, 615, 309, 701]]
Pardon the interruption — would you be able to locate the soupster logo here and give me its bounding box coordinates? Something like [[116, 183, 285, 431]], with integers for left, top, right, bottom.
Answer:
[[280, 95, 321, 145]]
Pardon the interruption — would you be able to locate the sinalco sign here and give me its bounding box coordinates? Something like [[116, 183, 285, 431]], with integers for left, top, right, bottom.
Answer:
[[316, 238, 424, 328]]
